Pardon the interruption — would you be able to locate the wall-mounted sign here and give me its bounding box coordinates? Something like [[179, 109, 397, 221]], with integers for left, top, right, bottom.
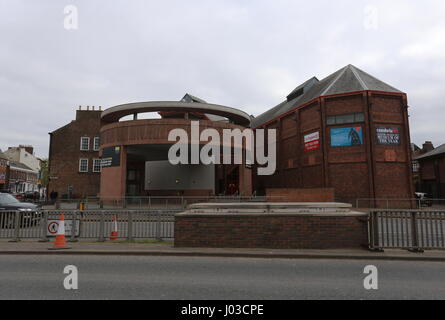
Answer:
[[101, 146, 121, 168], [376, 127, 401, 146], [304, 131, 320, 151], [331, 127, 363, 147]]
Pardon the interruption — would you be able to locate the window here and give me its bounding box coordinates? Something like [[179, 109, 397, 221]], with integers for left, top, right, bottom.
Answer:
[[327, 113, 365, 125], [80, 137, 90, 151], [79, 159, 88, 173], [93, 137, 100, 151], [93, 159, 101, 173], [412, 161, 420, 173]]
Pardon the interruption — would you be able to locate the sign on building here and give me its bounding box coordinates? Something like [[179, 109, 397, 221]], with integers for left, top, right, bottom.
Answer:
[[304, 131, 320, 151], [376, 127, 401, 146], [331, 127, 363, 147], [101, 146, 121, 168]]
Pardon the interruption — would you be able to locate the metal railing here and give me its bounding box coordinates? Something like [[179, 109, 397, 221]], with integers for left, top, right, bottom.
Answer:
[[369, 210, 445, 251], [356, 198, 445, 210], [37, 195, 272, 210], [0, 210, 179, 242]]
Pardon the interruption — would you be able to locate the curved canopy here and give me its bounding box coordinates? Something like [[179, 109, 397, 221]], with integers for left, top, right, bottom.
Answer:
[[102, 101, 251, 126]]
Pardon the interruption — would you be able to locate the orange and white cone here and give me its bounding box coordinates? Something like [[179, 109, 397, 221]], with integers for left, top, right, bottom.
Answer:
[[110, 215, 118, 241], [49, 213, 71, 250]]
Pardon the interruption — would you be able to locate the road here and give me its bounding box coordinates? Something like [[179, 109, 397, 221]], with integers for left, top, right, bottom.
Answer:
[[0, 255, 445, 300]]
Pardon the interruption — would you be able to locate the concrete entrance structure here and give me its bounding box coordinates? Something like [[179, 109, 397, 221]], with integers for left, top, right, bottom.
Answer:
[[99, 95, 253, 200], [174, 202, 368, 249]]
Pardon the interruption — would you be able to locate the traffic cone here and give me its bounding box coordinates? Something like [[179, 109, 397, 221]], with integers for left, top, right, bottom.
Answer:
[[110, 215, 119, 241], [49, 213, 71, 250]]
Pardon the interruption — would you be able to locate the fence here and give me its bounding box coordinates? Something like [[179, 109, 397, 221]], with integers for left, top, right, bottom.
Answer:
[[35, 195, 272, 210], [369, 210, 445, 251], [0, 210, 179, 242], [356, 198, 445, 210]]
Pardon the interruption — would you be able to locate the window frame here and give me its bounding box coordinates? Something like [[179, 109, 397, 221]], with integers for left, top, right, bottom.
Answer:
[[80, 137, 90, 151], [326, 112, 365, 126], [92, 159, 102, 173], [79, 158, 89, 173], [93, 137, 100, 151]]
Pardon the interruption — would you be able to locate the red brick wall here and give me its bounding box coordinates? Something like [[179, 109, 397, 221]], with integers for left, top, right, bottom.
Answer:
[[48, 110, 102, 198], [255, 91, 414, 208], [175, 214, 368, 249]]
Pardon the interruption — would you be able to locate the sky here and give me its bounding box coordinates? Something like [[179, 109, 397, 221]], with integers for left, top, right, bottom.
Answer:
[[0, 0, 444, 158]]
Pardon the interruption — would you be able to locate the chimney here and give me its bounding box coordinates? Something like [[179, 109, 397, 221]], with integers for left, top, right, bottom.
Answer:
[[422, 141, 434, 153], [19, 145, 34, 155]]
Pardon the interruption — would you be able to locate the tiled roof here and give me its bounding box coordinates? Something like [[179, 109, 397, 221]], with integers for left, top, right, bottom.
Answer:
[[414, 143, 445, 160], [252, 64, 403, 128]]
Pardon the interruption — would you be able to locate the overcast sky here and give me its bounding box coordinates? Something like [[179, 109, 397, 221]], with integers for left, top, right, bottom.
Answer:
[[0, 0, 444, 158]]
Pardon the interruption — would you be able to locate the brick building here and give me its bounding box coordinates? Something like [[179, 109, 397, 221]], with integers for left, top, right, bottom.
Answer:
[[8, 161, 39, 193], [252, 65, 414, 206], [48, 107, 102, 199], [47, 65, 414, 206], [414, 143, 445, 199], [0, 151, 8, 190]]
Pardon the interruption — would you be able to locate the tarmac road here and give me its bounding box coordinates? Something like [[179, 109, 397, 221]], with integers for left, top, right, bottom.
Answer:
[[0, 255, 445, 300]]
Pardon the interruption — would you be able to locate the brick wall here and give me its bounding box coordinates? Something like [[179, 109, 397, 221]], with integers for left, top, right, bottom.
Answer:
[[255, 91, 414, 208], [175, 213, 368, 249], [48, 109, 102, 198]]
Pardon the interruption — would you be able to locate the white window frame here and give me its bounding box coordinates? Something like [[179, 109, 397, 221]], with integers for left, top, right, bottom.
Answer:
[[93, 137, 100, 151], [79, 159, 89, 173], [80, 137, 90, 151], [93, 159, 102, 173]]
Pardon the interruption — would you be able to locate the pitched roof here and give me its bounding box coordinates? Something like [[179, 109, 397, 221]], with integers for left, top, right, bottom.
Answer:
[[9, 160, 35, 172], [252, 64, 403, 128], [414, 143, 445, 160], [179, 93, 228, 122], [181, 93, 207, 104]]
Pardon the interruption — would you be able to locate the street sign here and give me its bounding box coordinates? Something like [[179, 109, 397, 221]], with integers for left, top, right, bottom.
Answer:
[[47, 219, 80, 237]]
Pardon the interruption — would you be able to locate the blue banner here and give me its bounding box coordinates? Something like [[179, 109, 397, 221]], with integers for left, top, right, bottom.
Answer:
[[330, 127, 363, 147]]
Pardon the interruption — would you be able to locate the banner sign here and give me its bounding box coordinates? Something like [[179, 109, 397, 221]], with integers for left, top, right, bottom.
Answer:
[[304, 132, 320, 151], [376, 127, 401, 146], [331, 127, 363, 147], [101, 146, 121, 168]]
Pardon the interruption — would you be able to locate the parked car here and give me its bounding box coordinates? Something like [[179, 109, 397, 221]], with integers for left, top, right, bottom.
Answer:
[[24, 191, 41, 202], [415, 192, 433, 207], [0, 193, 41, 228], [12, 193, 24, 201]]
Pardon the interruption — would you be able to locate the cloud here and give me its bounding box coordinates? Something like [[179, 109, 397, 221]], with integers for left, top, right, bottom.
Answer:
[[0, 0, 444, 156]]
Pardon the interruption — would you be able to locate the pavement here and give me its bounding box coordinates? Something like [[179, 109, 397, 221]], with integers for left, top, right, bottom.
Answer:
[[1, 240, 445, 261]]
